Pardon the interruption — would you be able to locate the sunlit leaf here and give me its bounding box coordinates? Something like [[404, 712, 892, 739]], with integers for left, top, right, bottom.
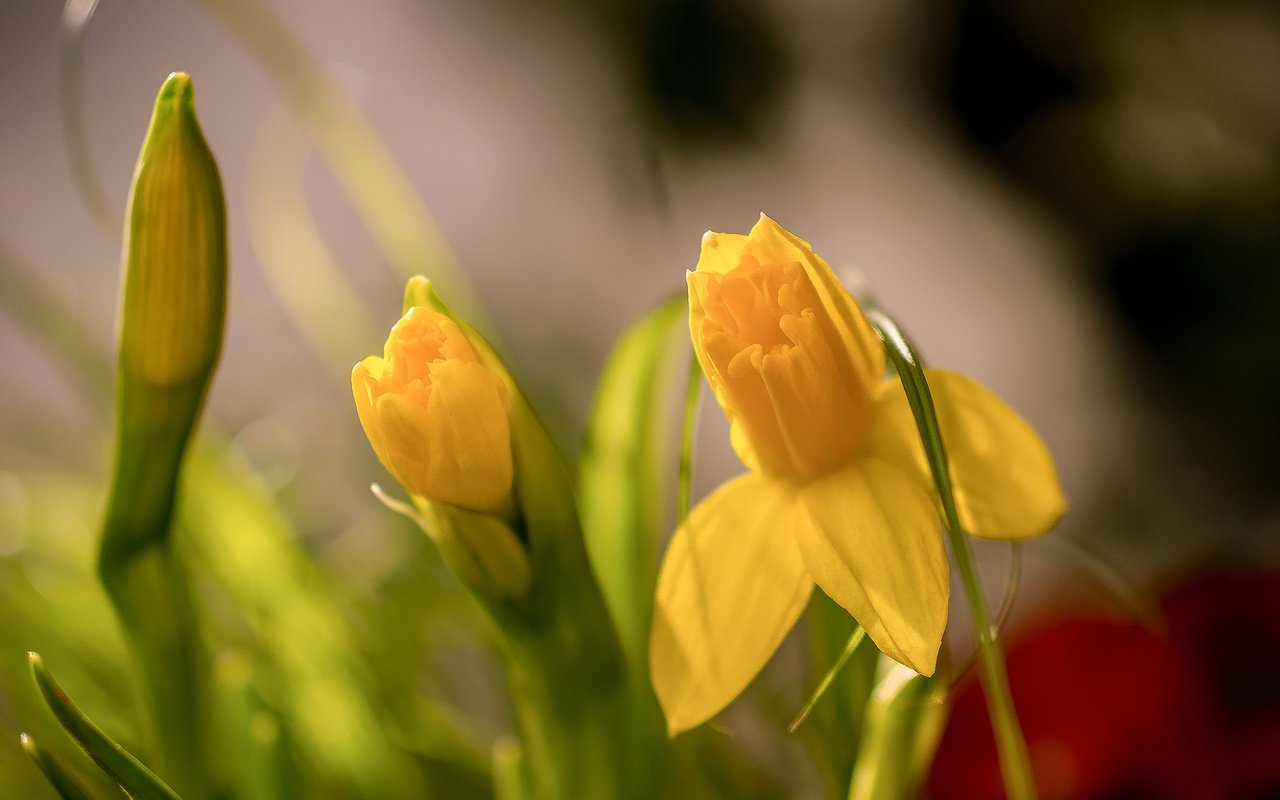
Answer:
[[28, 653, 181, 800], [579, 294, 685, 664]]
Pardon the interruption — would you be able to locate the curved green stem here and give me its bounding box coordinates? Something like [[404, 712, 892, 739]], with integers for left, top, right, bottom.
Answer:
[[868, 310, 1036, 800]]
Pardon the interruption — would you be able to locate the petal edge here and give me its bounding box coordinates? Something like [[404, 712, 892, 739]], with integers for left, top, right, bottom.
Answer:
[[650, 474, 813, 735]]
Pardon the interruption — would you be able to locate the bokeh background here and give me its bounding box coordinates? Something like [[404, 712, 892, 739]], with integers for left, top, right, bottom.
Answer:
[[2, 0, 1279, 797]]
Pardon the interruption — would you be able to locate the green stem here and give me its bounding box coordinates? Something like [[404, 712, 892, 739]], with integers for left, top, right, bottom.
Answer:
[[868, 310, 1036, 800], [504, 628, 632, 800], [100, 545, 206, 800], [947, 526, 1034, 800], [98, 383, 209, 799]]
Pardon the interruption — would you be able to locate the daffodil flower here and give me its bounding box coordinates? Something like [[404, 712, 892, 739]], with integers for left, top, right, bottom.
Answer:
[[352, 305, 513, 513], [650, 214, 1065, 735]]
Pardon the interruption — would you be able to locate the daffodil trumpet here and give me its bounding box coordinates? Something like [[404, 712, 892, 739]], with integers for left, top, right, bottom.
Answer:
[[650, 214, 1066, 736]]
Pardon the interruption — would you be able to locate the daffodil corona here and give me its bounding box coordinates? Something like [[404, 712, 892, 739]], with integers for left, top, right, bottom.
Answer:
[[352, 306, 513, 513], [650, 215, 1066, 735]]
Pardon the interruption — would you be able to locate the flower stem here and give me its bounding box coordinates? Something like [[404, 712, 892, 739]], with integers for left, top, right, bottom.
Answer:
[[868, 310, 1037, 800], [946, 525, 1036, 799]]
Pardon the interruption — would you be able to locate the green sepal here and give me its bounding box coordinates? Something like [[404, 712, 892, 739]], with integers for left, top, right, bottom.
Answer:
[[414, 498, 532, 600], [28, 653, 182, 800]]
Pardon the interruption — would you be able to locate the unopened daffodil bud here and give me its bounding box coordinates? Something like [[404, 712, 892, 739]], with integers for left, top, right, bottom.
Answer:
[[353, 305, 514, 514], [119, 72, 226, 389], [100, 72, 227, 563]]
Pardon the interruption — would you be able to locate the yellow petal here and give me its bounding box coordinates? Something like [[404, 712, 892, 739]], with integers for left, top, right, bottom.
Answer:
[[868, 369, 1067, 540], [794, 459, 948, 675], [421, 359, 513, 511], [374, 390, 437, 499], [650, 474, 813, 735], [352, 357, 393, 473], [747, 214, 885, 400], [693, 231, 750, 275]]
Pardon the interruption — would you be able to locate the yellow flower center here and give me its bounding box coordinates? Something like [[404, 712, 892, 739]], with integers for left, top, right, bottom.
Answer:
[[693, 256, 869, 479]]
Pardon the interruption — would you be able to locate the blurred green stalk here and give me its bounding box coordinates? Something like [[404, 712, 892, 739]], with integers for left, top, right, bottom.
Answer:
[[97, 72, 227, 799]]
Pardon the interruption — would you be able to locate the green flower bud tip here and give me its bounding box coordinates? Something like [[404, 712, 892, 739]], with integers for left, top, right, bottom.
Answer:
[[119, 71, 226, 388]]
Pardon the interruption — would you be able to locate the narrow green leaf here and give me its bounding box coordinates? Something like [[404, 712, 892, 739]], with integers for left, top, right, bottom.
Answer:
[[28, 653, 182, 800], [1036, 535, 1161, 629], [191, 0, 492, 334], [246, 109, 381, 378], [949, 541, 1023, 685], [578, 294, 685, 664], [20, 732, 104, 800], [789, 626, 866, 733]]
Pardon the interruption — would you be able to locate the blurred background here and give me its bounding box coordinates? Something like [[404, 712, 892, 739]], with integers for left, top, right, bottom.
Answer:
[[2, 0, 1279, 797]]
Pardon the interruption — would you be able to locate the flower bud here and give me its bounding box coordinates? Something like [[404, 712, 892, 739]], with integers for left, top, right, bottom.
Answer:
[[352, 306, 514, 513], [118, 72, 226, 388], [100, 72, 227, 561]]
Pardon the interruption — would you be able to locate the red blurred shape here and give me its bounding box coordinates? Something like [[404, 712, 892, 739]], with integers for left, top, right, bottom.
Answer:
[[928, 571, 1280, 799]]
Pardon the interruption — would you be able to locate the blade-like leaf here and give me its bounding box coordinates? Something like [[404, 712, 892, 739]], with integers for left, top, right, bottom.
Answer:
[[789, 625, 867, 733], [28, 652, 182, 800], [579, 294, 685, 664], [20, 732, 109, 800]]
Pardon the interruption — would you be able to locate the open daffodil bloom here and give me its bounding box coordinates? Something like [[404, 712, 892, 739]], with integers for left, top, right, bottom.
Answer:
[[650, 214, 1066, 735]]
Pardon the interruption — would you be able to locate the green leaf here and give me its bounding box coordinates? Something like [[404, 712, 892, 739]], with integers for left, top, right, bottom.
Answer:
[[578, 294, 685, 665], [789, 625, 867, 733], [20, 732, 108, 800], [28, 652, 182, 800]]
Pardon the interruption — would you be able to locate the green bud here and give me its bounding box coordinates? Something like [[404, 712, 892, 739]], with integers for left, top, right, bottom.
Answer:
[[100, 72, 226, 563], [119, 71, 226, 387]]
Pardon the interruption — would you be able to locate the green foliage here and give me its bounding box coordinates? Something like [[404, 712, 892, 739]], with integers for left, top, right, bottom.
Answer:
[[28, 653, 181, 800]]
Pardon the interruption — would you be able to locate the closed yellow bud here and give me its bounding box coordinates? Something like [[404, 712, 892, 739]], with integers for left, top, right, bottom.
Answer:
[[352, 306, 513, 513]]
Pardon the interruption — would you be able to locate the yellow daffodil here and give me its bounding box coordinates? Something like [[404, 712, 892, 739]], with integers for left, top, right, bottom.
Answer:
[[352, 306, 513, 513], [650, 214, 1065, 735]]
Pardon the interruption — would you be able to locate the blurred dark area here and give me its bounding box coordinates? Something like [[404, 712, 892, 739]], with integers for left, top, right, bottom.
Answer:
[[604, 0, 789, 146], [936, 0, 1280, 503]]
